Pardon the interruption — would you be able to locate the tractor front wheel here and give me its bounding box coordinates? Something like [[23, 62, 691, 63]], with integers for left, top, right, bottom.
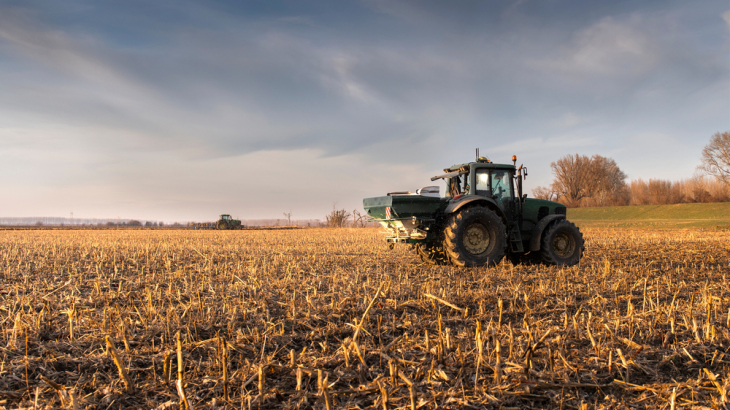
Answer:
[[540, 220, 584, 266], [443, 207, 506, 267]]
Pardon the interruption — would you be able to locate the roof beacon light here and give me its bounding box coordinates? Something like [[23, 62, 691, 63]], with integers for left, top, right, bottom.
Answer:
[[512, 155, 517, 166]]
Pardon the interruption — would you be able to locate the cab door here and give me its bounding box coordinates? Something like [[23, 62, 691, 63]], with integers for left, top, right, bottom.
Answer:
[[475, 168, 516, 221]]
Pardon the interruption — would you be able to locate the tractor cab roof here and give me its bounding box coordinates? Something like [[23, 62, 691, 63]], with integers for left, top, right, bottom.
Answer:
[[444, 161, 515, 172], [432, 160, 514, 181]]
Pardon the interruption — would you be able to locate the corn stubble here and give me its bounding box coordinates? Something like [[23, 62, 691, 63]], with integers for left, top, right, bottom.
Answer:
[[0, 227, 729, 409]]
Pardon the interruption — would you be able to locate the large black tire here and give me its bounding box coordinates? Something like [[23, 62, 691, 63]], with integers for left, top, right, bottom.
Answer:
[[443, 207, 506, 267], [540, 220, 584, 266], [216, 220, 228, 230], [415, 242, 450, 265]]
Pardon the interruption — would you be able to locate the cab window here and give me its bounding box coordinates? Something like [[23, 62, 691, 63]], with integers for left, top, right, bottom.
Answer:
[[491, 170, 512, 200], [447, 176, 461, 197], [475, 169, 490, 196]]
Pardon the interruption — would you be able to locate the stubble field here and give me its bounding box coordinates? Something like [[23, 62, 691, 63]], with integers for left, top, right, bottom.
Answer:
[[0, 227, 729, 409]]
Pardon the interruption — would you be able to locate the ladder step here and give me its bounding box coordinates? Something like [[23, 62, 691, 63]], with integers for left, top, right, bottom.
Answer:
[[508, 223, 524, 253]]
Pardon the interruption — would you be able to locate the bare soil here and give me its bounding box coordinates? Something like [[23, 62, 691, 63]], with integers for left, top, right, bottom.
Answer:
[[0, 227, 728, 409]]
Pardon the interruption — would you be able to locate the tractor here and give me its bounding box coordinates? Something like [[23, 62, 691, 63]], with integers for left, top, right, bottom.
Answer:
[[215, 214, 242, 230], [363, 153, 584, 267]]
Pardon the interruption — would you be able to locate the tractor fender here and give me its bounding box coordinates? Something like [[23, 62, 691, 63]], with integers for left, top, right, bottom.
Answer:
[[445, 196, 507, 222], [529, 214, 566, 251]]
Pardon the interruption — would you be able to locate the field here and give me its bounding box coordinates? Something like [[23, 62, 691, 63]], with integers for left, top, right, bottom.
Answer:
[[568, 202, 730, 229], [1, 227, 729, 409]]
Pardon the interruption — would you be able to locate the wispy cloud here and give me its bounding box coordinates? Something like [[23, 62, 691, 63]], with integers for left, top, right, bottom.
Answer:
[[535, 16, 660, 77], [0, 0, 727, 220]]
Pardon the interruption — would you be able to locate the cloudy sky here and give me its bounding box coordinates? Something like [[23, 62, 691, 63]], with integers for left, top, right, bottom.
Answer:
[[1, 0, 728, 222]]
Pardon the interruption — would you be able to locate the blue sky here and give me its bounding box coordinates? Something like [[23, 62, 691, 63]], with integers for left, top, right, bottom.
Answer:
[[1, 0, 728, 221]]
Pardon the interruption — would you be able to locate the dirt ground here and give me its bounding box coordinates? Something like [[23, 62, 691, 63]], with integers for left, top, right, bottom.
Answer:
[[0, 227, 728, 409]]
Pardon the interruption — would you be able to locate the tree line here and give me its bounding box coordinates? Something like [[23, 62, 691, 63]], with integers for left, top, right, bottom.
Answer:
[[533, 131, 730, 207], [0, 217, 166, 227]]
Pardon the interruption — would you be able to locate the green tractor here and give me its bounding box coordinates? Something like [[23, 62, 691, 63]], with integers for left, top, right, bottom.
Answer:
[[363, 153, 584, 267], [215, 214, 242, 230]]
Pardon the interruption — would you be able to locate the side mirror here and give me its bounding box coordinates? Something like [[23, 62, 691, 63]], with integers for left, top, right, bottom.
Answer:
[[522, 194, 528, 200]]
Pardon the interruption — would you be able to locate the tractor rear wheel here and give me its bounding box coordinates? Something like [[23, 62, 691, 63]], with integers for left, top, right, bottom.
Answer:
[[443, 207, 506, 267], [216, 221, 228, 230], [540, 220, 584, 266], [415, 242, 449, 265]]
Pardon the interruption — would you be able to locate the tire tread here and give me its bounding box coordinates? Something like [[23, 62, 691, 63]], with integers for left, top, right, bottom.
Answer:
[[443, 207, 506, 267], [540, 220, 584, 266]]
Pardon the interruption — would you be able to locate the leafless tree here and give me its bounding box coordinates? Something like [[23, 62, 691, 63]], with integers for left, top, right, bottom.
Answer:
[[549, 154, 596, 206], [326, 206, 351, 228], [629, 176, 729, 205], [589, 156, 629, 206], [549, 154, 628, 207], [351, 210, 364, 227], [698, 131, 730, 188], [283, 211, 292, 226], [531, 186, 555, 201]]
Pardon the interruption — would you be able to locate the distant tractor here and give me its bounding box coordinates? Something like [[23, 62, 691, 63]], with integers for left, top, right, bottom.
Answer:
[[363, 152, 584, 267], [215, 214, 242, 230]]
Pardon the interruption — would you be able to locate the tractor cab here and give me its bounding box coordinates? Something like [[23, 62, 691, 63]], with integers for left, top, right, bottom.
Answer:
[[436, 157, 522, 223], [220, 214, 232, 221]]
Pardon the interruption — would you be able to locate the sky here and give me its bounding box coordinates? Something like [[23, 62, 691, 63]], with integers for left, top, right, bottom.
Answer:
[[1, 0, 728, 222]]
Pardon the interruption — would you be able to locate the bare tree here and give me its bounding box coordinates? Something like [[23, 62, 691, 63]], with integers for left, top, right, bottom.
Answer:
[[550, 154, 596, 206], [549, 154, 628, 207], [630, 176, 729, 205], [283, 211, 292, 226], [531, 186, 555, 201], [589, 156, 629, 206], [352, 210, 368, 227], [326, 206, 351, 228], [698, 131, 730, 188]]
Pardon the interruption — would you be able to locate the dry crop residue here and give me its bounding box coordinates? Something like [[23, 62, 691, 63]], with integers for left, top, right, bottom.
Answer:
[[0, 227, 728, 409]]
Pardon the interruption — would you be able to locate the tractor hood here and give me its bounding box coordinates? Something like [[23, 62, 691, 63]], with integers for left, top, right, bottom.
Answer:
[[522, 198, 567, 224]]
